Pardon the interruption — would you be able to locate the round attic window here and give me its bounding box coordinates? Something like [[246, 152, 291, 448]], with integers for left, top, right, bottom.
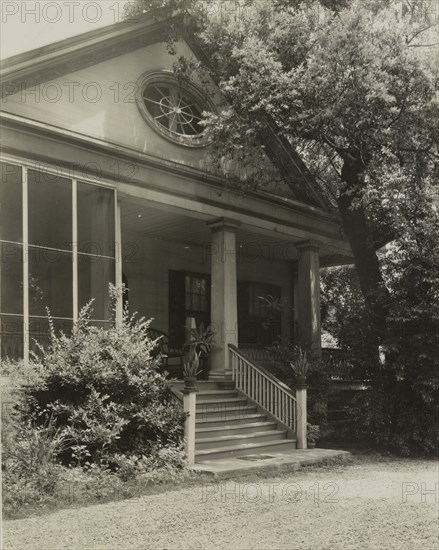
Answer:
[[136, 71, 214, 148]]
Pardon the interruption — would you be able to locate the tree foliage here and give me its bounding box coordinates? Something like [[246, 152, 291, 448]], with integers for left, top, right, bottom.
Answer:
[[322, 184, 439, 455], [135, 0, 438, 336]]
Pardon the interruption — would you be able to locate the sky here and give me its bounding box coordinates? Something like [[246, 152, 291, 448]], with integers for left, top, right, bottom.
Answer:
[[0, 0, 131, 59]]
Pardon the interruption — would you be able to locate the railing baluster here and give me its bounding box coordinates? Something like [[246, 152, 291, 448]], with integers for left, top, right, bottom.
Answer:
[[229, 346, 297, 432], [242, 359, 245, 393], [270, 383, 273, 416], [277, 388, 282, 424]]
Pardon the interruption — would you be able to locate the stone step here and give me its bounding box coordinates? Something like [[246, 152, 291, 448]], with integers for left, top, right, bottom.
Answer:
[[196, 397, 249, 412], [195, 405, 258, 422], [171, 381, 223, 392], [195, 439, 298, 462], [195, 390, 239, 401], [196, 429, 288, 450], [196, 421, 278, 438], [195, 412, 267, 428]]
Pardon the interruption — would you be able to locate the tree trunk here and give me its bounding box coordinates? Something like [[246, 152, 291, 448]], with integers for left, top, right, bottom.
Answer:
[[337, 158, 391, 338]]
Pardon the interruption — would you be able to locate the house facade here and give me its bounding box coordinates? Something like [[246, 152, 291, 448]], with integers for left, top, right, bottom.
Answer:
[[0, 16, 352, 381]]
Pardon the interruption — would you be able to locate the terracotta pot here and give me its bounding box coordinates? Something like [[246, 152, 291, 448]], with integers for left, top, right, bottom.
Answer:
[[307, 441, 316, 449], [184, 377, 197, 390]]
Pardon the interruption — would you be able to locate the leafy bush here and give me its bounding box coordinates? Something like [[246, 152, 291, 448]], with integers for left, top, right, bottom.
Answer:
[[2, 407, 186, 517], [1, 403, 69, 514], [22, 296, 186, 464], [324, 190, 439, 456], [2, 289, 188, 516], [321, 265, 380, 381], [347, 382, 439, 456]]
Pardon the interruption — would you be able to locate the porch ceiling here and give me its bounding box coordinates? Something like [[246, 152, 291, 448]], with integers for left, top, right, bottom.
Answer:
[[120, 198, 351, 265]]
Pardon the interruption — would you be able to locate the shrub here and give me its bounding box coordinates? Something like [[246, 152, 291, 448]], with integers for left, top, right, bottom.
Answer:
[[2, 290, 188, 516], [22, 295, 186, 464], [347, 382, 439, 456], [325, 201, 439, 456], [1, 402, 69, 514]]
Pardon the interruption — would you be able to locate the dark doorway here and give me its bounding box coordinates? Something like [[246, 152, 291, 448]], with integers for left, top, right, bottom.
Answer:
[[237, 281, 282, 346]]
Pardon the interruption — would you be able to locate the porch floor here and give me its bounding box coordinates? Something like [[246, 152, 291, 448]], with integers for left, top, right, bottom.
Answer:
[[192, 447, 350, 478]]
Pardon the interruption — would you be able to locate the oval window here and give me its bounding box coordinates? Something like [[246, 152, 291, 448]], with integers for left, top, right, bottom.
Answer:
[[136, 71, 214, 148]]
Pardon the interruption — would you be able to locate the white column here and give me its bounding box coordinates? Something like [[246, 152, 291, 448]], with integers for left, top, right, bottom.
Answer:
[[182, 388, 197, 466], [297, 241, 321, 358], [208, 218, 240, 379]]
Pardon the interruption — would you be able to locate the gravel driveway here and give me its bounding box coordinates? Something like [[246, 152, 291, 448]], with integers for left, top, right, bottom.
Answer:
[[3, 456, 438, 550]]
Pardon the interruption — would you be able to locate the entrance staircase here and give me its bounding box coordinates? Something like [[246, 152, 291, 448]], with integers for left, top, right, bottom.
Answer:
[[171, 381, 297, 462]]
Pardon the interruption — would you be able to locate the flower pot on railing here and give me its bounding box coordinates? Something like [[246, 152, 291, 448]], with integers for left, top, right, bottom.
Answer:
[[290, 348, 309, 386], [295, 375, 307, 389], [184, 376, 197, 391], [182, 347, 202, 390]]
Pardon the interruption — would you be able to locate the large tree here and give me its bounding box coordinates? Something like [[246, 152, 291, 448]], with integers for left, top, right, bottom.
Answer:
[[134, 0, 439, 344]]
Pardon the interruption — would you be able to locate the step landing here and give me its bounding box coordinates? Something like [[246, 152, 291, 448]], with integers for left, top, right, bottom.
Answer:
[[192, 448, 350, 478]]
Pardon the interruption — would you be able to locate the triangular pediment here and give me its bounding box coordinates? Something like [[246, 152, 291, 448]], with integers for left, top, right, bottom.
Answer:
[[0, 14, 331, 210]]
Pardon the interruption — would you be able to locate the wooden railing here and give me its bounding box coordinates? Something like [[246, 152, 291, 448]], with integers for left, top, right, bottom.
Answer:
[[229, 344, 297, 432]]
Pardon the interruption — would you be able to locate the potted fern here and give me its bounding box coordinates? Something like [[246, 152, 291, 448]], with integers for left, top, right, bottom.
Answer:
[[182, 347, 202, 390], [307, 423, 320, 449], [289, 347, 309, 388], [183, 324, 215, 379]]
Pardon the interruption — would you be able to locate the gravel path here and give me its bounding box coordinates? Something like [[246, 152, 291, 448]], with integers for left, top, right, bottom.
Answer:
[[3, 457, 439, 550]]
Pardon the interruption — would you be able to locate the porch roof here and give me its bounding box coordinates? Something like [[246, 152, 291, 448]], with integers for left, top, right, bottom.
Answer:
[[120, 195, 353, 266]]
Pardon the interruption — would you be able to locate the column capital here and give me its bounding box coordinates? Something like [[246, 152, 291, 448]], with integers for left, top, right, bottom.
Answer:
[[207, 217, 241, 233], [296, 240, 320, 253]]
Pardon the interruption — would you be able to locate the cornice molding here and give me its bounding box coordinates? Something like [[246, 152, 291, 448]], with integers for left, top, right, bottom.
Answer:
[[0, 16, 165, 99], [0, 112, 340, 225]]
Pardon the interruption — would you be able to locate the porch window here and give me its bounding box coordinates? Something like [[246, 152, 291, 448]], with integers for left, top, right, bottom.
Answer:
[[169, 270, 210, 349], [185, 274, 208, 313], [0, 161, 116, 363], [0, 163, 23, 361]]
